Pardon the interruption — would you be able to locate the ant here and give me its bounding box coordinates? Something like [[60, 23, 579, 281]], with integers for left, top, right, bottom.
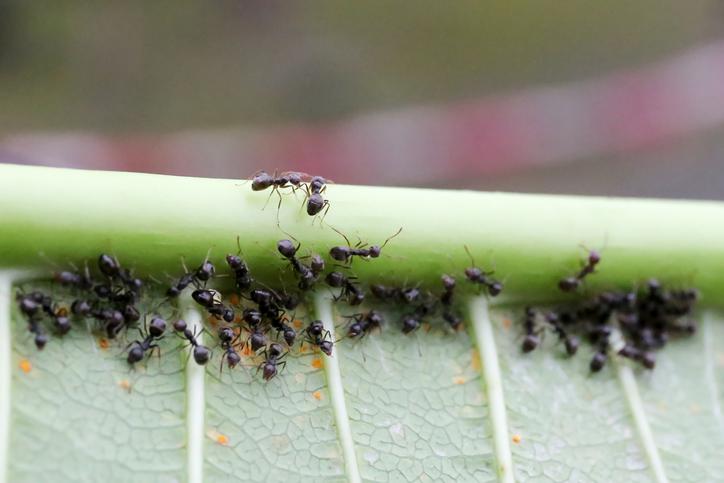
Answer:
[[325, 271, 365, 305], [192, 288, 222, 309], [589, 341, 609, 372], [440, 275, 462, 330], [559, 249, 601, 292], [166, 253, 213, 298], [306, 176, 330, 217], [329, 227, 403, 264], [521, 307, 541, 353], [126, 317, 167, 364], [345, 310, 384, 339], [16, 291, 49, 349], [217, 326, 241, 373], [241, 308, 267, 352], [618, 344, 656, 370], [172, 319, 211, 365], [268, 311, 296, 346], [226, 236, 254, 291], [259, 343, 288, 381], [544, 312, 579, 356], [250, 170, 306, 217], [92, 307, 126, 338], [463, 246, 503, 296], [370, 283, 421, 304], [53, 263, 94, 292], [277, 239, 318, 290], [303, 320, 334, 356], [97, 254, 144, 295]]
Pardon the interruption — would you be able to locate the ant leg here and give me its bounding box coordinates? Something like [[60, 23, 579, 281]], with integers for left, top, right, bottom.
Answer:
[[261, 186, 277, 211], [277, 360, 287, 375]]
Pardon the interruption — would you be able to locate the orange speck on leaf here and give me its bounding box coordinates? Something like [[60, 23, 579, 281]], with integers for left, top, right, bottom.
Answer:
[[242, 345, 254, 357], [118, 379, 132, 392], [512, 434, 522, 444], [502, 318, 512, 330], [98, 338, 110, 350], [423, 322, 432, 333], [293, 319, 303, 329], [19, 359, 32, 373], [471, 351, 481, 370], [312, 391, 322, 400], [216, 434, 229, 445], [453, 376, 465, 385], [311, 358, 323, 369], [228, 294, 240, 306]]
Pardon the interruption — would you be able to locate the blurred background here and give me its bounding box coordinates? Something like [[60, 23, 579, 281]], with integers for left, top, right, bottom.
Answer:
[[0, 1, 723, 199]]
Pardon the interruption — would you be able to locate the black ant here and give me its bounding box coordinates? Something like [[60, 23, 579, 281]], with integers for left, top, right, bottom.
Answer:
[[521, 307, 541, 353], [250, 170, 305, 216], [126, 317, 167, 364], [166, 253, 213, 298], [278, 239, 318, 289], [325, 271, 365, 306], [463, 246, 503, 296], [303, 320, 333, 356], [259, 342, 288, 381], [172, 319, 211, 365], [217, 326, 242, 373], [226, 236, 254, 291], [306, 176, 330, 217], [97, 254, 144, 295], [589, 341, 609, 372], [207, 303, 236, 323], [53, 263, 94, 291], [268, 311, 296, 346], [345, 310, 384, 338], [559, 249, 601, 292], [16, 291, 49, 349], [544, 312, 579, 356], [241, 308, 267, 352], [370, 284, 421, 304], [618, 344, 656, 370], [440, 275, 462, 330], [329, 227, 403, 264], [192, 288, 222, 309]]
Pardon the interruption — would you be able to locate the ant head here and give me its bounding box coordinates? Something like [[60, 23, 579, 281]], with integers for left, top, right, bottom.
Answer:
[[464, 267, 482, 281], [283, 328, 296, 346], [367, 310, 384, 326], [487, 281, 503, 297], [218, 326, 235, 343], [242, 308, 262, 326], [173, 319, 187, 332], [148, 317, 167, 337], [325, 271, 346, 288], [368, 246, 381, 258], [286, 172, 303, 185], [225, 254, 242, 268], [226, 351, 241, 368], [310, 254, 325, 274], [521, 334, 540, 353], [251, 171, 272, 191], [400, 287, 420, 304], [262, 361, 278, 381], [349, 291, 365, 306], [98, 253, 120, 278], [401, 315, 420, 334], [277, 239, 298, 259], [310, 176, 326, 189], [268, 343, 284, 359], [122, 304, 141, 323], [348, 322, 363, 338], [588, 250, 601, 266], [441, 274, 456, 290], [307, 320, 324, 336]]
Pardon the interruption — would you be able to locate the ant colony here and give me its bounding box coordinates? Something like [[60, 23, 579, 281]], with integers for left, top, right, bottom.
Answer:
[[13, 174, 700, 383]]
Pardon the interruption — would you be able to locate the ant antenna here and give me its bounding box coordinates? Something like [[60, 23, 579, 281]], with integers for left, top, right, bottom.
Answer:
[[329, 224, 352, 247], [379, 227, 403, 250], [464, 245, 476, 266]]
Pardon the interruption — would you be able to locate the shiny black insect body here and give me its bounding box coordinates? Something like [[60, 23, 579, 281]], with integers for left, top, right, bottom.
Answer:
[[277, 239, 318, 290], [259, 342, 288, 381], [173, 319, 211, 365], [325, 271, 364, 306], [345, 310, 384, 339], [559, 250, 601, 292], [126, 317, 167, 364], [218, 326, 241, 372], [463, 247, 503, 296], [544, 312, 579, 356], [329, 227, 402, 264], [306, 176, 330, 217], [303, 320, 334, 356]]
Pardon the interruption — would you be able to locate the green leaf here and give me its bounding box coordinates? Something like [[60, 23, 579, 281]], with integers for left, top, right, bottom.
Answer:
[[1, 165, 723, 482]]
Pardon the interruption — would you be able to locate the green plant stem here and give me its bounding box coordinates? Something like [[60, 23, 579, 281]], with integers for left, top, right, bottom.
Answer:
[[1, 164, 723, 304]]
